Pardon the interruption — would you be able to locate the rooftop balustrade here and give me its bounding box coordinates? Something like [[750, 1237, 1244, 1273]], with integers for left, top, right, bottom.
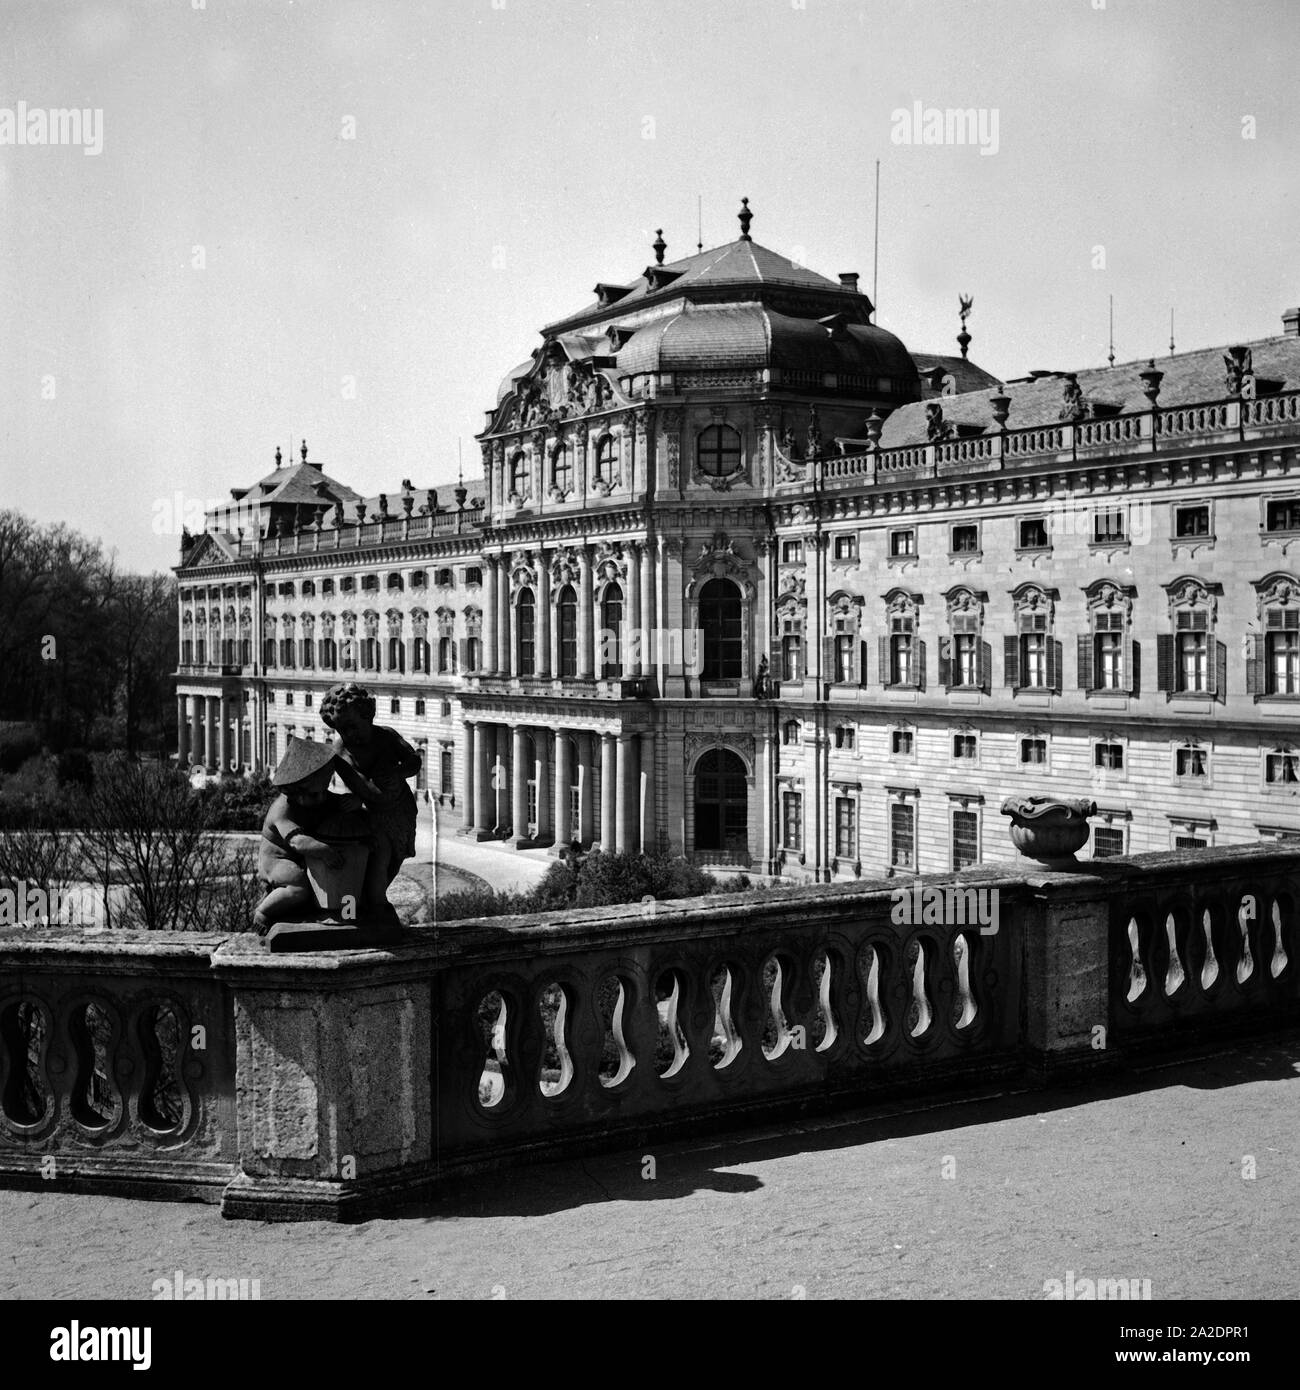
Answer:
[[780, 387, 1300, 492], [1, 843, 1296, 1220]]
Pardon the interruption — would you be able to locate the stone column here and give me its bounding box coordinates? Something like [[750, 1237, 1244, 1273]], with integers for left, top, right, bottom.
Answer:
[[205, 698, 218, 770], [474, 722, 492, 833], [616, 732, 638, 855], [498, 561, 512, 676], [536, 550, 551, 679], [219, 696, 232, 772], [578, 546, 594, 679], [626, 543, 641, 677], [639, 729, 656, 854], [535, 729, 552, 845], [600, 732, 616, 850], [640, 539, 655, 688], [511, 725, 528, 843], [578, 732, 595, 846], [461, 722, 476, 831], [553, 731, 572, 850], [483, 557, 499, 676], [190, 697, 203, 766], [178, 696, 191, 764]]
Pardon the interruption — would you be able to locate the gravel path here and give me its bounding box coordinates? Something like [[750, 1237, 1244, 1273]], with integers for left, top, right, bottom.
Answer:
[[2, 1034, 1297, 1300]]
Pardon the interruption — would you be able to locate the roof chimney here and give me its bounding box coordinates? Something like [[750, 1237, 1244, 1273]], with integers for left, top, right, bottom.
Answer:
[[839, 273, 859, 291], [1284, 306, 1300, 338]]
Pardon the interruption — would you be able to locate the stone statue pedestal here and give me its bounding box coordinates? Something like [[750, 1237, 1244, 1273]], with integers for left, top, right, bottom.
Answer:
[[265, 920, 402, 954]]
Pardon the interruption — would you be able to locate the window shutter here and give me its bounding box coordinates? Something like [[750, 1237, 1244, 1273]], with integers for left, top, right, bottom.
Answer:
[[915, 639, 927, 691], [822, 636, 836, 684], [1005, 634, 1020, 688], [1245, 634, 1266, 697], [1077, 633, 1093, 691], [853, 637, 864, 685], [979, 639, 992, 692], [1214, 639, 1227, 701], [878, 636, 890, 686], [1126, 637, 1139, 696], [938, 636, 952, 690], [1050, 639, 1063, 692], [1156, 634, 1174, 692]]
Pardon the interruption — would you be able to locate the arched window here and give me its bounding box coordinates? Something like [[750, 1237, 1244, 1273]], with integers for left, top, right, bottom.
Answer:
[[557, 585, 577, 677], [696, 424, 742, 478], [601, 582, 623, 678], [510, 451, 529, 498], [552, 444, 573, 494], [699, 578, 742, 680], [694, 749, 748, 853], [516, 589, 536, 676]]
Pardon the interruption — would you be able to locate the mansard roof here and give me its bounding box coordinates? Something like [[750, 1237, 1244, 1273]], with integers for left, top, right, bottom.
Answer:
[[547, 238, 855, 334], [879, 334, 1300, 447], [238, 460, 361, 507]]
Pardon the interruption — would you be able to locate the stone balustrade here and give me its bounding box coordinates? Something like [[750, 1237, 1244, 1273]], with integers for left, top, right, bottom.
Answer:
[[790, 387, 1300, 492], [1, 844, 1296, 1220]]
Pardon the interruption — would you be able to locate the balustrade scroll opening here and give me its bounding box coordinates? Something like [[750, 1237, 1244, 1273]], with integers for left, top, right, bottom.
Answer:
[[0, 1000, 52, 1128]]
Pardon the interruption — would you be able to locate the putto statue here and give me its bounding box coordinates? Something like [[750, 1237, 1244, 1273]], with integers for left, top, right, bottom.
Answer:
[[1224, 344, 1253, 397], [251, 681, 423, 944], [252, 737, 373, 934], [925, 401, 953, 442], [1059, 373, 1089, 422], [319, 681, 421, 923]]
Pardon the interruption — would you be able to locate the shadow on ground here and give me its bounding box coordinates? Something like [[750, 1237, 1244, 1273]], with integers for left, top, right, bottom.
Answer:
[[390, 1030, 1300, 1224]]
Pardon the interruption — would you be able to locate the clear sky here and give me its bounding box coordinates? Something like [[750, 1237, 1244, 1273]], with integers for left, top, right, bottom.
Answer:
[[2, 0, 1297, 573]]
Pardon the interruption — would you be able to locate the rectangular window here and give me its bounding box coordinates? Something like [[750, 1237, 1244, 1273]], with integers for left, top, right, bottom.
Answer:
[[465, 567, 482, 586], [1095, 611, 1124, 690], [890, 529, 916, 557], [1093, 825, 1125, 858], [415, 698, 426, 715], [781, 632, 802, 681], [835, 725, 855, 750], [1175, 610, 1209, 692], [1093, 508, 1126, 543], [1175, 505, 1210, 538], [781, 540, 803, 564], [1266, 609, 1300, 694], [890, 803, 915, 869], [891, 729, 913, 756], [835, 796, 856, 860], [1175, 835, 1207, 850], [1175, 745, 1208, 778], [1266, 751, 1300, 784], [1019, 517, 1049, 550], [782, 791, 803, 852], [953, 733, 976, 760], [390, 698, 401, 715], [1021, 632, 1047, 688], [1020, 737, 1046, 765], [952, 810, 978, 870], [834, 633, 854, 683], [440, 699, 451, 718], [782, 720, 800, 745], [1095, 742, 1124, 771], [950, 523, 979, 554], [833, 534, 856, 561], [1266, 499, 1300, 533]]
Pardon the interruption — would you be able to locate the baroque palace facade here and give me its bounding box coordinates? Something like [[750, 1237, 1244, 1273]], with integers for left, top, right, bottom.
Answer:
[[176, 202, 1300, 879]]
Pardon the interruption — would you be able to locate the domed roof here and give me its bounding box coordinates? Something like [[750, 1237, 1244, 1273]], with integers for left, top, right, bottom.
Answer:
[[615, 302, 918, 387]]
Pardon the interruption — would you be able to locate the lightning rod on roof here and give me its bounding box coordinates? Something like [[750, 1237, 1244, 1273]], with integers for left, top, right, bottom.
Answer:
[[1108, 295, 1115, 368], [873, 159, 880, 318], [697, 195, 703, 253], [1170, 308, 1176, 357]]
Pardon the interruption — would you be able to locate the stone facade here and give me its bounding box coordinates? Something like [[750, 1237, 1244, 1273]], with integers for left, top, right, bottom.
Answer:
[[176, 210, 1300, 878]]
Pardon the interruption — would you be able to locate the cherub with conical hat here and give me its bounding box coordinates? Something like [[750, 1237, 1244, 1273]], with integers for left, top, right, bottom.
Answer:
[[252, 737, 373, 934]]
